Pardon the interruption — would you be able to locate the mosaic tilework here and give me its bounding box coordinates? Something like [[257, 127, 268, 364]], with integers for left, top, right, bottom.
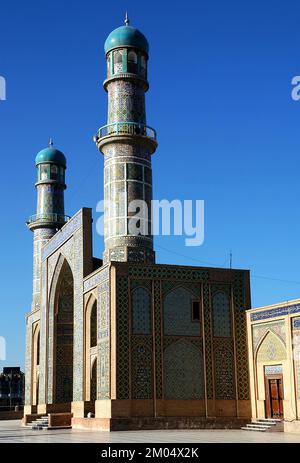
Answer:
[[214, 338, 235, 400], [98, 270, 110, 399], [251, 303, 300, 321], [25, 310, 40, 405], [252, 321, 286, 352], [257, 331, 287, 362], [84, 266, 109, 292], [37, 184, 64, 215], [163, 340, 204, 399], [154, 280, 162, 399], [128, 265, 209, 281], [164, 286, 200, 336], [110, 265, 249, 407], [55, 261, 74, 403], [108, 80, 146, 124], [131, 336, 153, 399], [203, 280, 214, 399], [116, 276, 130, 399], [38, 258, 47, 404], [233, 272, 250, 400], [46, 217, 87, 404], [47, 254, 65, 403], [132, 287, 151, 334], [42, 212, 82, 261], [265, 365, 283, 375], [212, 289, 231, 337], [293, 318, 300, 329], [32, 228, 56, 311]]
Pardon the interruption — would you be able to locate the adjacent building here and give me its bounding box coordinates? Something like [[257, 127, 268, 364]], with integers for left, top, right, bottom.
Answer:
[[0, 367, 24, 410], [247, 299, 300, 432]]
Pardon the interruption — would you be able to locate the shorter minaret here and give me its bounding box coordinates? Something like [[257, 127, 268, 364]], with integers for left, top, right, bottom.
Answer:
[[27, 141, 68, 311]]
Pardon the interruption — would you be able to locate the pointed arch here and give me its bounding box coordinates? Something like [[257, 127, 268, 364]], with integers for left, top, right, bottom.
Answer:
[[255, 330, 287, 363], [164, 286, 200, 336], [32, 322, 40, 406], [84, 293, 98, 402], [49, 257, 74, 404], [131, 286, 151, 334]]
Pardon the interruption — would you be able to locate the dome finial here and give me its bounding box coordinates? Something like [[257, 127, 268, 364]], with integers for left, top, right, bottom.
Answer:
[[124, 12, 129, 26], [49, 138, 54, 148]]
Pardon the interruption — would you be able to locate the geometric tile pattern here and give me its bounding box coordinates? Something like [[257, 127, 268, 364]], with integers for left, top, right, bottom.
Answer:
[[108, 80, 146, 125], [116, 276, 130, 399], [97, 271, 110, 399], [131, 336, 153, 399], [212, 290, 231, 337], [132, 287, 151, 334], [163, 286, 200, 336], [213, 338, 235, 400], [233, 272, 250, 400], [252, 321, 286, 352], [256, 331, 287, 362], [163, 339, 204, 399]]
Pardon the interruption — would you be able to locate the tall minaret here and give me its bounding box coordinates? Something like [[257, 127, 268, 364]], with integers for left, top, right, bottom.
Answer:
[[27, 141, 67, 311], [95, 15, 157, 264]]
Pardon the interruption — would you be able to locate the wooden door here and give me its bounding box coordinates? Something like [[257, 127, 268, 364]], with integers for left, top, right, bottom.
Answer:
[[265, 375, 284, 419]]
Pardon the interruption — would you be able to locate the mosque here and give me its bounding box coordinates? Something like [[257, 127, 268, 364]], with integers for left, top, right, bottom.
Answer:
[[23, 16, 254, 431]]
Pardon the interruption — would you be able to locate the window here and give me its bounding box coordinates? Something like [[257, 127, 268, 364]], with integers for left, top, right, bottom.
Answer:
[[192, 301, 200, 321], [128, 50, 138, 74], [107, 54, 111, 77], [90, 301, 97, 348], [140, 55, 146, 78], [50, 165, 58, 180], [60, 166, 64, 182], [40, 164, 48, 180], [113, 50, 123, 74]]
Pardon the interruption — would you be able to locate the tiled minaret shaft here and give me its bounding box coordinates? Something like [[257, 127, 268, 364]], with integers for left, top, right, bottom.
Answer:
[[27, 142, 67, 311], [95, 16, 157, 264]]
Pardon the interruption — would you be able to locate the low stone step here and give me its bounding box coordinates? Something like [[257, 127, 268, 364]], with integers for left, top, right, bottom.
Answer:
[[246, 424, 271, 429], [241, 426, 267, 432], [257, 418, 282, 423], [252, 420, 277, 426]]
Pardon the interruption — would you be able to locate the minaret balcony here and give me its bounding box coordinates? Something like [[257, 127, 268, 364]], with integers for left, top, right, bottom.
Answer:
[[94, 121, 157, 153], [26, 213, 70, 230]]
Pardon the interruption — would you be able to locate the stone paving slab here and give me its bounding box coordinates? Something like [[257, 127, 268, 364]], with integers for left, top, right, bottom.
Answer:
[[0, 420, 300, 443]]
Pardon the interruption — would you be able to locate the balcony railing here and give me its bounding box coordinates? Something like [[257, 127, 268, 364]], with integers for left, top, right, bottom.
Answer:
[[96, 122, 157, 141], [27, 213, 70, 225]]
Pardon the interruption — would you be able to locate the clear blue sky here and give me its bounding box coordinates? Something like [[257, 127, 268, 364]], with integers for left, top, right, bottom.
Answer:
[[1, 0, 300, 369]]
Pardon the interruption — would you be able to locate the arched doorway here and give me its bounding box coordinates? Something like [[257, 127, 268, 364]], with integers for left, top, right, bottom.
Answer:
[[84, 297, 98, 407], [32, 323, 40, 406], [91, 358, 97, 402], [54, 260, 74, 404]]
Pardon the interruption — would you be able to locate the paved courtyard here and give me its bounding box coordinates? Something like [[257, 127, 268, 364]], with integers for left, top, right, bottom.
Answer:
[[0, 420, 300, 443]]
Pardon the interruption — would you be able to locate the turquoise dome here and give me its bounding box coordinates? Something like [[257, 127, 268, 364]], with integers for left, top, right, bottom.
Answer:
[[35, 147, 66, 167], [104, 25, 149, 54]]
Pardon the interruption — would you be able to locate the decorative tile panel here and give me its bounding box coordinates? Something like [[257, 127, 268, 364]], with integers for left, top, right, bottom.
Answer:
[[163, 340, 204, 399], [132, 287, 151, 334], [214, 338, 235, 400], [42, 212, 82, 261], [251, 303, 300, 321], [164, 286, 200, 336]]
